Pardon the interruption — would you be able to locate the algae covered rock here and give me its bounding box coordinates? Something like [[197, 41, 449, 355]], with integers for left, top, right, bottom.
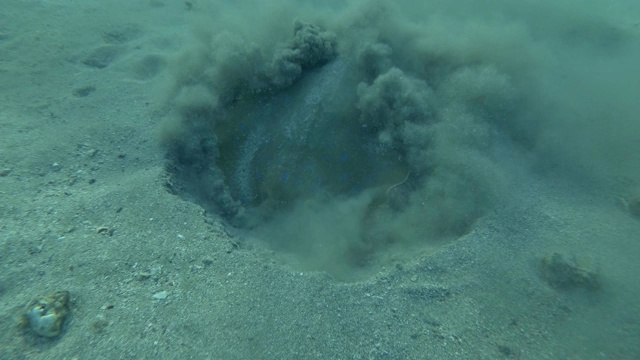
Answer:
[[620, 196, 640, 219], [539, 253, 600, 291], [24, 291, 70, 338]]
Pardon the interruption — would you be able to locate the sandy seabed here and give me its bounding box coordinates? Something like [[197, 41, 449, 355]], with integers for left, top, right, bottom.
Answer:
[[1, 1, 640, 359]]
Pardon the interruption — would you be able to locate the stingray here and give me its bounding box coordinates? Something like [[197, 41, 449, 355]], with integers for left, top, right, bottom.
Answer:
[[214, 57, 409, 222]]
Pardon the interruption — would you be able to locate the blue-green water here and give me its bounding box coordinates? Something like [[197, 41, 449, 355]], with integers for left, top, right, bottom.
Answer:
[[1, 0, 639, 358]]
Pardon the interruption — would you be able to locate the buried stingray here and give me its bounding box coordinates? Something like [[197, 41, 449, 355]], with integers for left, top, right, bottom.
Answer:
[[215, 56, 411, 227], [164, 22, 509, 275]]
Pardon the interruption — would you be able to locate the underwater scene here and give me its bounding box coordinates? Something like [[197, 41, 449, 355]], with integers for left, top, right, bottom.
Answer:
[[1, 0, 639, 358]]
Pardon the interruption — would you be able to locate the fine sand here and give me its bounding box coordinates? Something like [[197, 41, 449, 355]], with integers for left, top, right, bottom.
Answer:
[[1, 1, 640, 359]]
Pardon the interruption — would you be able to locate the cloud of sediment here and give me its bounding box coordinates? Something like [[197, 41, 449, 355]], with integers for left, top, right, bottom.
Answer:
[[160, 0, 640, 280]]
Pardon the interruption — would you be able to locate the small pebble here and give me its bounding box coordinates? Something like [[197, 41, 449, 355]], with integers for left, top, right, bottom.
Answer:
[[135, 272, 151, 281], [152, 291, 168, 300]]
